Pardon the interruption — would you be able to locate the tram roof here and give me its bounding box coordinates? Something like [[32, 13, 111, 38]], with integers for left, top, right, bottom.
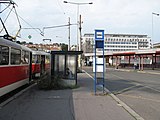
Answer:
[[0, 37, 32, 52], [0, 37, 21, 49], [32, 50, 50, 56]]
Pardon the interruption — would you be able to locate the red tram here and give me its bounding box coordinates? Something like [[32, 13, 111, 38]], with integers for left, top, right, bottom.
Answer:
[[0, 37, 32, 97], [32, 50, 51, 78], [0, 37, 51, 97]]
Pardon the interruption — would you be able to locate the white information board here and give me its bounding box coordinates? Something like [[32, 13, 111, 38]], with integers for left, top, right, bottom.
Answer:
[[93, 57, 106, 72]]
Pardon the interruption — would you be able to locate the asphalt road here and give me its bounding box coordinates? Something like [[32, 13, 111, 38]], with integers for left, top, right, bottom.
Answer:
[[84, 66, 160, 120]]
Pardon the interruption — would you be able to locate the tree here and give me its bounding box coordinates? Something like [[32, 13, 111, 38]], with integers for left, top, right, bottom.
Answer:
[[29, 42, 33, 44], [61, 43, 68, 51], [21, 41, 26, 45]]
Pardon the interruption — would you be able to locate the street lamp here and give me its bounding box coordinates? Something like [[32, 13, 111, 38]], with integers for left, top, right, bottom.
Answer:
[[63, 1, 93, 51], [152, 12, 159, 48]]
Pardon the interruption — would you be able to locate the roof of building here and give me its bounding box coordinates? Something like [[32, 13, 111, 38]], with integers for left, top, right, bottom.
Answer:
[[84, 48, 160, 57], [83, 33, 150, 39]]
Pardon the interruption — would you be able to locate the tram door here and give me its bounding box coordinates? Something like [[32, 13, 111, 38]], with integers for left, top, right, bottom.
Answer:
[[41, 55, 45, 74], [29, 52, 32, 81]]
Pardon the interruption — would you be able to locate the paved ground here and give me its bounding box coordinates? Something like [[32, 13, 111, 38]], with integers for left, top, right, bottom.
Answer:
[[0, 87, 75, 120], [113, 68, 160, 120], [0, 72, 136, 120], [73, 73, 135, 120], [84, 66, 160, 120]]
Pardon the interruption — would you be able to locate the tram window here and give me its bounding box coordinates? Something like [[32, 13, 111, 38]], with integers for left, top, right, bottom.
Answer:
[[32, 55, 36, 63], [45, 55, 50, 64], [25, 51, 29, 63], [22, 51, 29, 64], [0, 45, 9, 65], [11, 48, 21, 65], [32, 55, 40, 63], [36, 55, 41, 63]]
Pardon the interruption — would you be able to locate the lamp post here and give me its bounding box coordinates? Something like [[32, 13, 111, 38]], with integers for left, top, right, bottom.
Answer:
[[152, 12, 159, 48], [63, 1, 93, 51]]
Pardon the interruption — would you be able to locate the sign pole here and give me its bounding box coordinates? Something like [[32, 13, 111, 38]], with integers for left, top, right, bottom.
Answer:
[[94, 29, 105, 95]]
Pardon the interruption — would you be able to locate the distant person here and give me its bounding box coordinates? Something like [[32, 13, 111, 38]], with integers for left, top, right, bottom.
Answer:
[[66, 67, 73, 79], [134, 62, 137, 70]]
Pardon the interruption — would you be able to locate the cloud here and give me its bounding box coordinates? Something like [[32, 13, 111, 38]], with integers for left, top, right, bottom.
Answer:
[[1, 0, 160, 44]]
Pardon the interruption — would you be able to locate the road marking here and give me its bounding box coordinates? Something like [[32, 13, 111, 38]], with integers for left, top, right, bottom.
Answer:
[[144, 85, 160, 93], [137, 71, 160, 75], [119, 94, 160, 103], [110, 73, 125, 80], [83, 70, 94, 80], [114, 84, 141, 95], [110, 71, 160, 94], [83, 70, 144, 120]]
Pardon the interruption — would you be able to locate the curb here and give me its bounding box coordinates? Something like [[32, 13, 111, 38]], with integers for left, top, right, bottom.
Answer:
[[83, 70, 144, 120], [104, 87, 144, 120], [0, 83, 36, 108], [115, 68, 160, 75], [137, 71, 160, 75]]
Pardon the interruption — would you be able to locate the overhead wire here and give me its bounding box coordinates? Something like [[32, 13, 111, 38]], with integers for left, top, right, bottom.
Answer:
[[0, 2, 11, 13], [0, 4, 13, 33], [12, 4, 21, 39], [0, 3, 21, 40], [1, 1, 76, 40], [3, 3, 42, 36]]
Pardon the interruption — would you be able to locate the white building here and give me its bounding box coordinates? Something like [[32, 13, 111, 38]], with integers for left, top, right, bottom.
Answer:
[[153, 42, 160, 48], [82, 33, 151, 53]]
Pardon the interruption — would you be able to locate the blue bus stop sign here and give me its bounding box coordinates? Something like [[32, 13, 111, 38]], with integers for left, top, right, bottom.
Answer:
[[95, 30, 104, 40], [95, 30, 104, 48]]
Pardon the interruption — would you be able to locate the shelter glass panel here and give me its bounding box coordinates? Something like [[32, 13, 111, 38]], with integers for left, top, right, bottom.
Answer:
[[54, 55, 65, 76], [66, 55, 76, 80]]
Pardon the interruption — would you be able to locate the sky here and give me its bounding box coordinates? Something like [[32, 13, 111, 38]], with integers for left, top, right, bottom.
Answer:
[[0, 0, 160, 45]]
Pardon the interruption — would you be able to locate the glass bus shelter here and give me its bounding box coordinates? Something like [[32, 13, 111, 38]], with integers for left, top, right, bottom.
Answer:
[[51, 51, 82, 86]]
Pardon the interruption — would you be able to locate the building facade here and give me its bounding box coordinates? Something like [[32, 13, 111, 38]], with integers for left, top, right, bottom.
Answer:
[[153, 43, 160, 48], [82, 33, 151, 53], [24, 43, 61, 51]]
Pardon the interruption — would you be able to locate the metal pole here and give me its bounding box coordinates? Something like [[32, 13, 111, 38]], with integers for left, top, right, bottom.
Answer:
[[152, 13, 153, 48], [141, 55, 143, 71], [152, 12, 159, 48], [68, 17, 71, 51], [103, 43, 105, 93], [139, 56, 141, 70], [77, 4, 79, 51], [79, 15, 82, 51], [94, 43, 97, 95], [63, 1, 93, 51]]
